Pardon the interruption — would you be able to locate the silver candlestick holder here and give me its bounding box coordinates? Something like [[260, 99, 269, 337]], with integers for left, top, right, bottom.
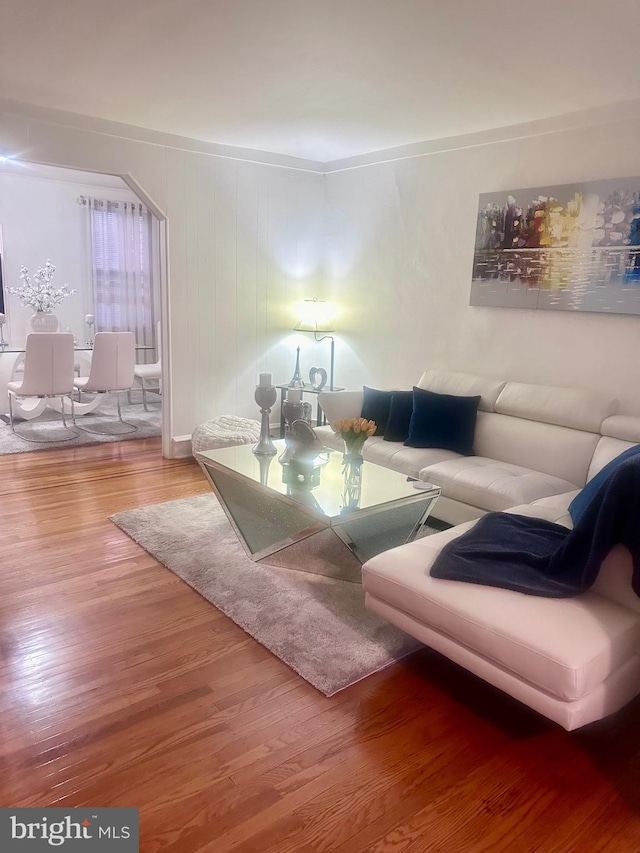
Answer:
[[257, 454, 274, 485], [253, 383, 278, 456], [85, 314, 95, 347]]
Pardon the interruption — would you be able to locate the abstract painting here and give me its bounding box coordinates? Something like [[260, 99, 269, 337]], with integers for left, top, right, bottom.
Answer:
[[470, 177, 640, 314]]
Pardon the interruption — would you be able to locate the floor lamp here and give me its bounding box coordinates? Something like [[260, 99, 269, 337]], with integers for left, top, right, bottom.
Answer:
[[293, 298, 336, 390]]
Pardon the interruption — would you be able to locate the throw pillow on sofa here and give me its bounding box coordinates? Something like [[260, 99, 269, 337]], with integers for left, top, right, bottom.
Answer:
[[568, 444, 640, 524], [361, 386, 393, 436], [404, 386, 481, 456], [383, 390, 414, 442]]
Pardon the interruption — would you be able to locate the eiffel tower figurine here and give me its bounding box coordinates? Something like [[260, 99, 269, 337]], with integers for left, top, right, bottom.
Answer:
[[288, 346, 305, 388]]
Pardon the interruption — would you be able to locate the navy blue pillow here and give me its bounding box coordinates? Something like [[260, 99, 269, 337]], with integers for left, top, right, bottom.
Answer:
[[569, 445, 640, 524], [361, 386, 392, 436], [383, 390, 414, 442], [404, 387, 480, 456]]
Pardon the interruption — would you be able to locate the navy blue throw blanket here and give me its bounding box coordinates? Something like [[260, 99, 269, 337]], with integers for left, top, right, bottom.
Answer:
[[430, 455, 640, 598]]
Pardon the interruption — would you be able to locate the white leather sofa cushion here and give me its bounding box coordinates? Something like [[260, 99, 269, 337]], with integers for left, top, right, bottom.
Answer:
[[314, 427, 460, 479], [364, 441, 459, 479], [317, 390, 363, 427], [601, 415, 640, 444], [418, 456, 578, 512], [474, 411, 598, 487], [362, 531, 640, 702], [587, 435, 638, 481], [505, 491, 578, 528], [314, 424, 346, 450], [591, 546, 640, 616], [416, 368, 505, 412], [495, 381, 617, 432]]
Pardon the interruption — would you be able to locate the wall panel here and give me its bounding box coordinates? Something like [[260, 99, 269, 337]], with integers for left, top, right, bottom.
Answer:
[[325, 114, 640, 414], [5, 97, 635, 443], [0, 106, 324, 446]]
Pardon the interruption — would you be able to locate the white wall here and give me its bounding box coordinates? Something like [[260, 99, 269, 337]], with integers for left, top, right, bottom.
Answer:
[[3, 98, 639, 456], [0, 103, 325, 450], [325, 110, 640, 414], [0, 170, 138, 344], [165, 151, 324, 430]]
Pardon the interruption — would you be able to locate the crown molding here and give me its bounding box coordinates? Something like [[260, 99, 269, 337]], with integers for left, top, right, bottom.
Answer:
[[0, 98, 326, 173], [322, 98, 640, 173], [3, 96, 640, 176]]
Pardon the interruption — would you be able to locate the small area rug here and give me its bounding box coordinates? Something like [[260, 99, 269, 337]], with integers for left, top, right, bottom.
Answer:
[[110, 493, 424, 696], [0, 391, 161, 455]]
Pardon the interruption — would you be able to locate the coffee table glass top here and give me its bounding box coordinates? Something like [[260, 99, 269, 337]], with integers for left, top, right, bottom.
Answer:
[[197, 441, 441, 564], [197, 440, 439, 522]]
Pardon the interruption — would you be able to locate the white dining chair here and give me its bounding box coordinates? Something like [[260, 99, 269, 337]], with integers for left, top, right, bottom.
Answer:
[[134, 321, 162, 411], [73, 331, 137, 432], [7, 333, 77, 442]]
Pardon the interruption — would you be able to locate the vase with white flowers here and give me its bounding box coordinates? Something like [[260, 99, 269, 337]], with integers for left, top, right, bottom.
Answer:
[[8, 260, 77, 333]]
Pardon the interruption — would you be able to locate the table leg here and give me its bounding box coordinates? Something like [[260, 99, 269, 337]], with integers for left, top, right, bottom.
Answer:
[[405, 495, 440, 542]]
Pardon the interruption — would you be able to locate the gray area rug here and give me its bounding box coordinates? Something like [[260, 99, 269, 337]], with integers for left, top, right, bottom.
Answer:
[[0, 390, 161, 454], [110, 493, 424, 696]]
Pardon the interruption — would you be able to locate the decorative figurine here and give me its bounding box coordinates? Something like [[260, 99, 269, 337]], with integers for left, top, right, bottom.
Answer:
[[278, 419, 325, 464], [309, 366, 327, 391], [288, 346, 305, 388]]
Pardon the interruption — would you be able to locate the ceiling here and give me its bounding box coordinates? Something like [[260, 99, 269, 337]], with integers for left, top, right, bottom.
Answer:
[[1, 0, 639, 163]]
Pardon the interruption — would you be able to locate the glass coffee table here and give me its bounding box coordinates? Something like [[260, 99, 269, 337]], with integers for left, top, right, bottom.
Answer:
[[196, 441, 441, 569]]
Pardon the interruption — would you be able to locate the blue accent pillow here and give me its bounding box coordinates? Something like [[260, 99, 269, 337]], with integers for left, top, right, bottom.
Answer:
[[404, 387, 480, 456], [383, 390, 414, 442], [361, 386, 392, 436], [569, 445, 640, 524]]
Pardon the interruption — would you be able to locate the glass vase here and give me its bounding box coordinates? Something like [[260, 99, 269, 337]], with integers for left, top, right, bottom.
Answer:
[[342, 451, 363, 511]]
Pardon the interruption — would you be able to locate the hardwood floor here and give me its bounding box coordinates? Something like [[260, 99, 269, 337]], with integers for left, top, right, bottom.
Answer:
[[1, 438, 639, 852]]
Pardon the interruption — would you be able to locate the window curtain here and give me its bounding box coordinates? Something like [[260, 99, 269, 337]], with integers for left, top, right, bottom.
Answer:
[[82, 197, 155, 346]]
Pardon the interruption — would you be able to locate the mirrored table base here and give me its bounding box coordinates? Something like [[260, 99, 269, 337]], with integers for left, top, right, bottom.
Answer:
[[198, 453, 440, 576]]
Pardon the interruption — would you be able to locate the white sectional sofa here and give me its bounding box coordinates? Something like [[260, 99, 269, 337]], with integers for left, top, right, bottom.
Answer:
[[317, 370, 640, 730]]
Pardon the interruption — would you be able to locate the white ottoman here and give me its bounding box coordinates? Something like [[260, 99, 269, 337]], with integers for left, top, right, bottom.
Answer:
[[191, 415, 261, 455]]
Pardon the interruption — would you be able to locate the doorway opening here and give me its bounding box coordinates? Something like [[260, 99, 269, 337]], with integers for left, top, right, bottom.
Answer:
[[0, 160, 167, 453]]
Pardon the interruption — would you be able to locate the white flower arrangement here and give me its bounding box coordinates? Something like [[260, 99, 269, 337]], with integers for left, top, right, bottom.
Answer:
[[9, 260, 77, 313]]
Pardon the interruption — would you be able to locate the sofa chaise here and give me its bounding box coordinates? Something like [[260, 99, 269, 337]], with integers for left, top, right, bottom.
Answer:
[[316, 370, 640, 730]]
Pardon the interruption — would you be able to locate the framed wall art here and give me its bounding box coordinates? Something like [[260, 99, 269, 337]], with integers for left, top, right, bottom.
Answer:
[[470, 177, 640, 314]]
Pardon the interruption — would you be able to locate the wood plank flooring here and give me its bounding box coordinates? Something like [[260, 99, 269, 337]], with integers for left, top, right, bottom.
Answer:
[[1, 437, 639, 852]]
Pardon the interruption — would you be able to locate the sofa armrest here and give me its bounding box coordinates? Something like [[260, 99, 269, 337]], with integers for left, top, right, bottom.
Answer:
[[318, 389, 363, 428]]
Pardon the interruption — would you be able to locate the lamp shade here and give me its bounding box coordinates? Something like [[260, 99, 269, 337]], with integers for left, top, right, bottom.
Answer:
[[293, 298, 334, 333]]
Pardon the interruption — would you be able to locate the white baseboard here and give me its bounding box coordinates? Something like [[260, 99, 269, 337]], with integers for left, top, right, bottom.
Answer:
[[171, 435, 194, 458]]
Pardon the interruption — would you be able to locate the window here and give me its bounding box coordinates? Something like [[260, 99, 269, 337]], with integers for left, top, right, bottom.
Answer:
[[85, 198, 156, 346]]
